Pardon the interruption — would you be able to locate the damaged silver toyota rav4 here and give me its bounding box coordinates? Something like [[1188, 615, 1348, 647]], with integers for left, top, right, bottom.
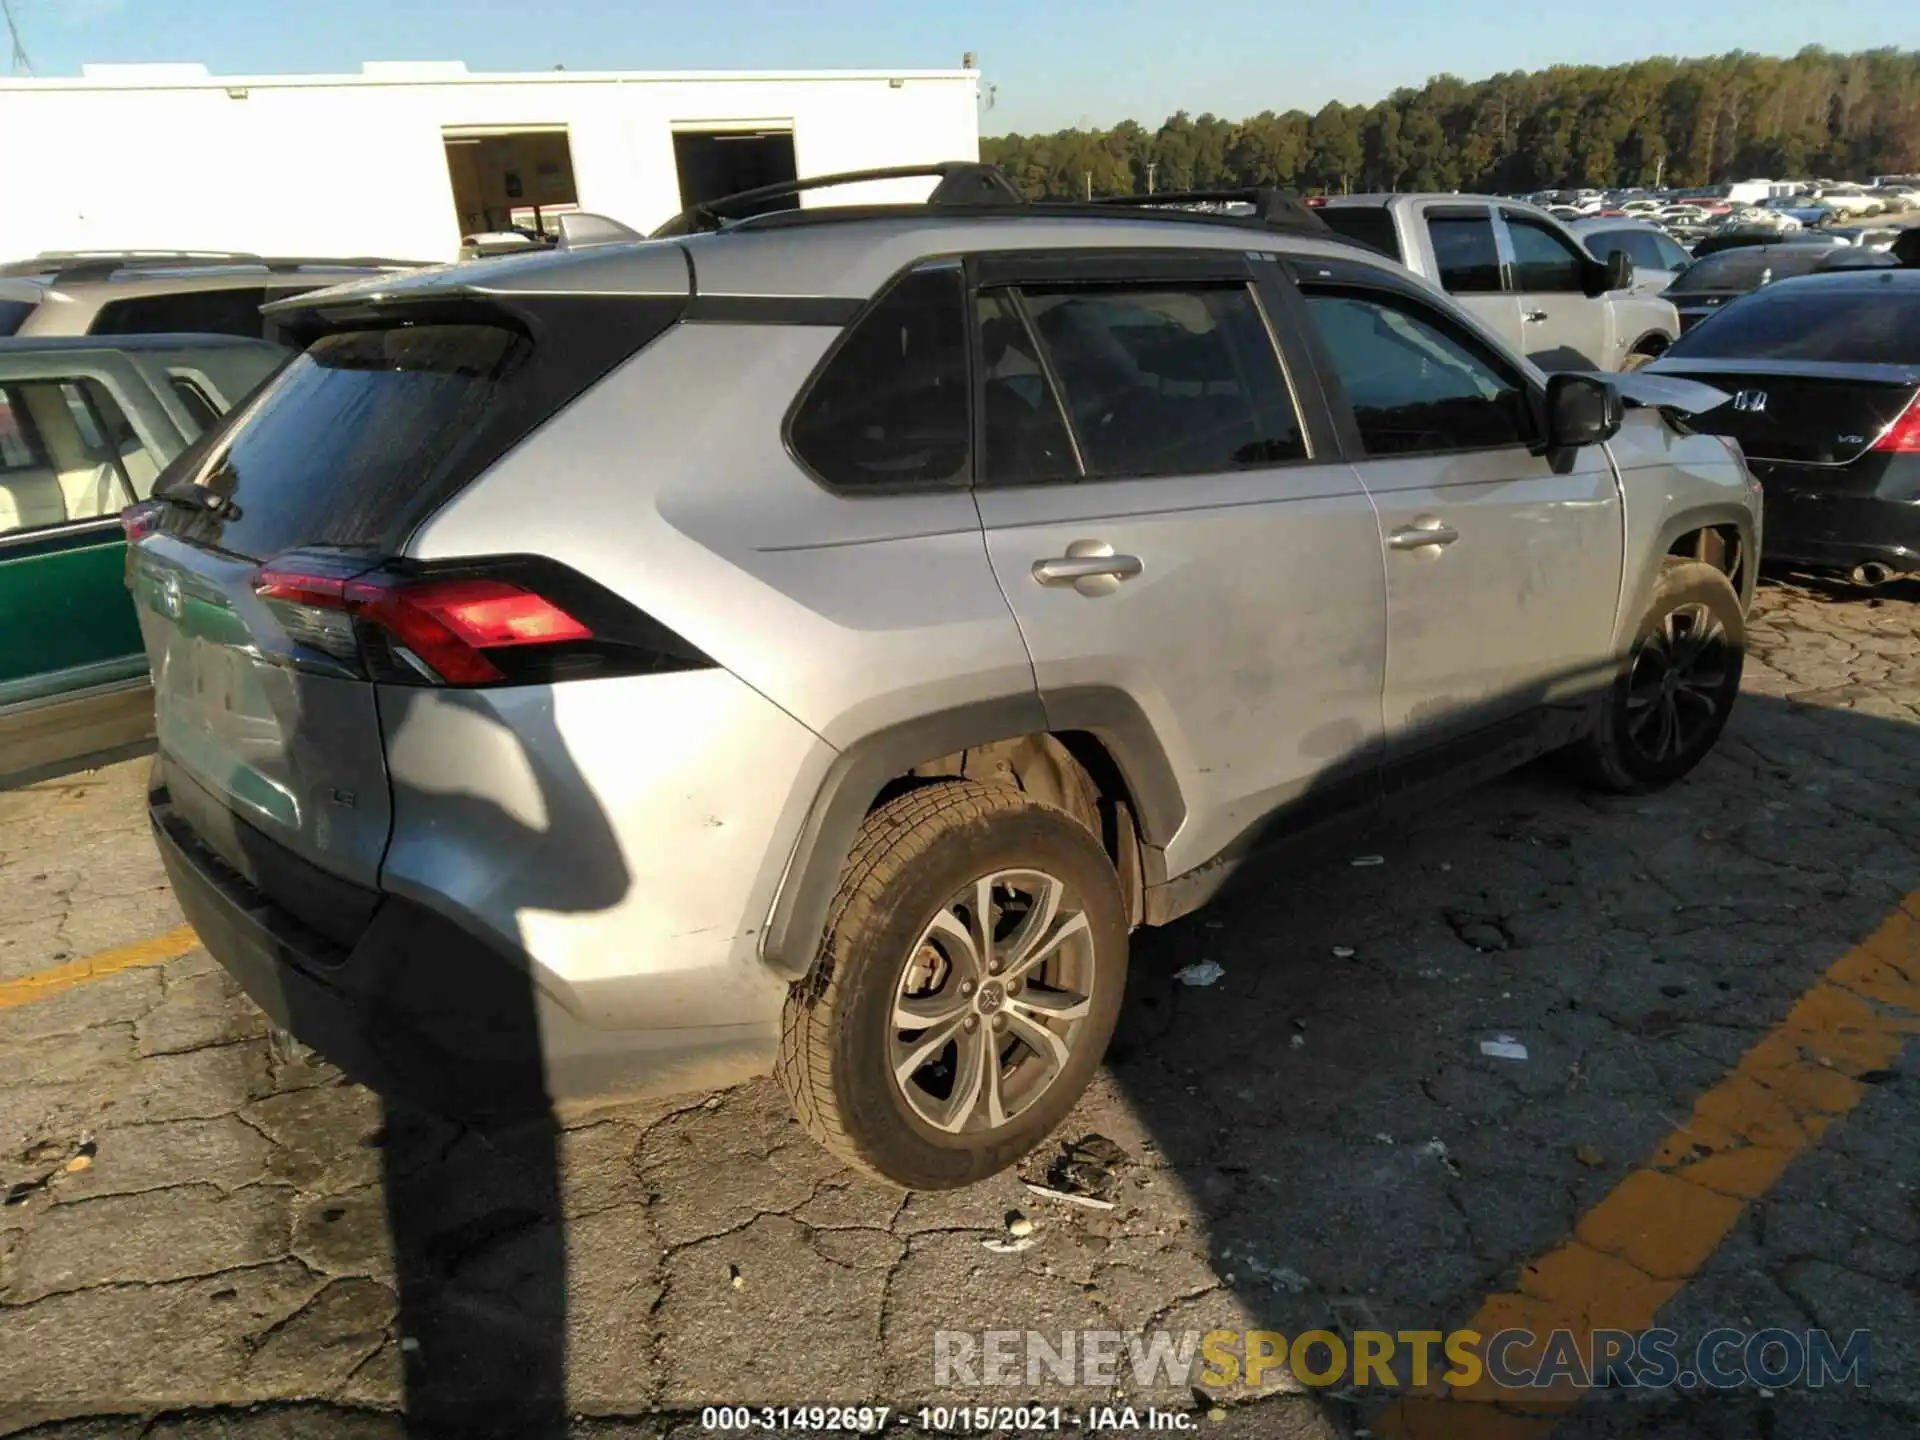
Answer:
[[127, 165, 1761, 1189]]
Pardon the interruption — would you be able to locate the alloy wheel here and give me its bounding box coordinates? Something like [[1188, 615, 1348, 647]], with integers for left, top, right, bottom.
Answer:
[[1624, 601, 1733, 764], [889, 869, 1095, 1134]]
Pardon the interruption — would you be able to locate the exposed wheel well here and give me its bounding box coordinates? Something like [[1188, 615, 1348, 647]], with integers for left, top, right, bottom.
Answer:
[[1668, 524, 1745, 594], [1630, 331, 1672, 358], [875, 732, 1147, 927]]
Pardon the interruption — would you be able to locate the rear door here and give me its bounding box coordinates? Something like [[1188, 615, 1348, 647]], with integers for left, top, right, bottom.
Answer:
[[1289, 270, 1624, 800], [0, 355, 186, 708], [970, 249, 1388, 879], [1499, 207, 1611, 369], [1418, 204, 1524, 355]]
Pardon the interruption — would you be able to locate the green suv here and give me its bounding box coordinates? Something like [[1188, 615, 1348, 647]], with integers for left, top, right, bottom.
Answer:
[[0, 333, 286, 785]]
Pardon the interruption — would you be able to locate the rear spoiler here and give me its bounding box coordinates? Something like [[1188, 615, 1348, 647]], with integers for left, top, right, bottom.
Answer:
[[1587, 372, 1730, 416]]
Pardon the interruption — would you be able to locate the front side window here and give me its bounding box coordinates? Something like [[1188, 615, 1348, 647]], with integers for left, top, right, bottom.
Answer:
[[1426, 214, 1502, 293], [1303, 290, 1534, 456], [1505, 215, 1587, 292], [0, 377, 148, 537], [1017, 282, 1306, 480], [789, 266, 970, 492]]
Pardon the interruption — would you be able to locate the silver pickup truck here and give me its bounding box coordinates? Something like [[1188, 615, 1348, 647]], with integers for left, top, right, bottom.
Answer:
[[1314, 193, 1681, 371]]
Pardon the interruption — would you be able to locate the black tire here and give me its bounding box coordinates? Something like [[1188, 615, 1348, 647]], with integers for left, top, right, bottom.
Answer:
[[1573, 558, 1744, 793], [777, 780, 1128, 1190]]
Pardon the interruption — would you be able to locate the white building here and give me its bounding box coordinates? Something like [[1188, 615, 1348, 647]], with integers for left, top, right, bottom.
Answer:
[[0, 60, 982, 262]]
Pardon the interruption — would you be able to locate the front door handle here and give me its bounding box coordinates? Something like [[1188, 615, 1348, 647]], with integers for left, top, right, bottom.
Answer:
[[1032, 540, 1143, 597], [1387, 522, 1460, 550], [1523, 309, 1550, 323]]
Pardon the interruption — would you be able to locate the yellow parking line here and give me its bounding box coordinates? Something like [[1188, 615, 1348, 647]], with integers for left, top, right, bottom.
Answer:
[[1378, 892, 1920, 1438], [0, 924, 200, 1010]]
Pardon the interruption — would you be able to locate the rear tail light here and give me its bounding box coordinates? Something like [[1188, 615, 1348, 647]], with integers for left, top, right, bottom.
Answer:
[[1304, 195, 1328, 208], [254, 555, 710, 687], [121, 499, 163, 543], [1871, 397, 1920, 454]]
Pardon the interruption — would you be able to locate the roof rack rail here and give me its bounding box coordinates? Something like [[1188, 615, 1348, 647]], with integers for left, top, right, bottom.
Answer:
[[1091, 186, 1331, 237], [653, 161, 1026, 236], [1, 252, 427, 284], [648, 161, 1341, 246]]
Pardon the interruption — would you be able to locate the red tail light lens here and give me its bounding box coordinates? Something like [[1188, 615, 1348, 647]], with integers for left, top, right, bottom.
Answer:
[[1872, 398, 1920, 454], [255, 566, 593, 685], [121, 499, 163, 543]]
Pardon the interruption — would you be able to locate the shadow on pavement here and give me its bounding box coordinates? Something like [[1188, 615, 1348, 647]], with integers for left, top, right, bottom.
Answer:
[[1098, 675, 1920, 1434]]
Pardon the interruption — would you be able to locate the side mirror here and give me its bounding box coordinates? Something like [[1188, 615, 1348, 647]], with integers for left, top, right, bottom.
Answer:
[[1543, 373, 1622, 449], [1604, 249, 1635, 291]]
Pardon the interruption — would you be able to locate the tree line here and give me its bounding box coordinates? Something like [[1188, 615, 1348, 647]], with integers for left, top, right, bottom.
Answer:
[[980, 47, 1920, 200]]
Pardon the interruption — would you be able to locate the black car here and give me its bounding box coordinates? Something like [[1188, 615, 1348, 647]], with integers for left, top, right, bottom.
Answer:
[[1664, 242, 1895, 332], [1649, 268, 1920, 583]]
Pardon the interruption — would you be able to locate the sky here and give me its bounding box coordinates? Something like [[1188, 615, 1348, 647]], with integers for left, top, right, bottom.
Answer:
[[9, 0, 1917, 134]]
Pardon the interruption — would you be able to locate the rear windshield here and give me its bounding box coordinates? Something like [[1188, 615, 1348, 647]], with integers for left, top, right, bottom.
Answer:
[[0, 298, 34, 337], [1666, 285, 1920, 365], [1667, 248, 1835, 294], [158, 324, 527, 558], [1315, 207, 1403, 262]]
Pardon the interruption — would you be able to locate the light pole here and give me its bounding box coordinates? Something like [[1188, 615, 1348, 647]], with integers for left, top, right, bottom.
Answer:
[[1146, 161, 1157, 195]]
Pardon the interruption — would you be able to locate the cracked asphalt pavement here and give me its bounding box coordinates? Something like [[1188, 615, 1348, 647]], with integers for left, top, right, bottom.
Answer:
[[2, 577, 1918, 1439]]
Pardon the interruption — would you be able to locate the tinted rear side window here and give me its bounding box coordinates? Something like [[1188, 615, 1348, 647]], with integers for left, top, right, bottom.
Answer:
[[89, 288, 271, 338], [788, 266, 970, 492], [1020, 283, 1306, 478], [1426, 214, 1502, 292], [1315, 207, 1403, 262], [159, 325, 527, 558], [1666, 286, 1920, 365], [0, 298, 34, 336]]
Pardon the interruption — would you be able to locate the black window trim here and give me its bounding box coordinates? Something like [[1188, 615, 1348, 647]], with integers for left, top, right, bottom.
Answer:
[[1291, 275, 1546, 461], [965, 247, 1320, 490]]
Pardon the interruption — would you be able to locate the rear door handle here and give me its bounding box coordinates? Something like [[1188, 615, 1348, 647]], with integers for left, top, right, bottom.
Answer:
[[1388, 522, 1460, 550], [1032, 541, 1143, 596], [1523, 309, 1550, 323]]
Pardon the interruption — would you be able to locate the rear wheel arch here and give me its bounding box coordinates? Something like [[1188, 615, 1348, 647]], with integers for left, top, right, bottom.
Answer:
[[760, 691, 1183, 979]]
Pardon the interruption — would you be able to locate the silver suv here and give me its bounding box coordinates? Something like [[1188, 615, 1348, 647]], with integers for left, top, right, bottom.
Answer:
[[0, 252, 426, 340], [128, 165, 1760, 1189]]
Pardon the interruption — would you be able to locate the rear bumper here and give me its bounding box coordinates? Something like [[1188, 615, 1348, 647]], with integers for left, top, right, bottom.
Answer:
[[150, 777, 776, 1116], [1758, 482, 1920, 575]]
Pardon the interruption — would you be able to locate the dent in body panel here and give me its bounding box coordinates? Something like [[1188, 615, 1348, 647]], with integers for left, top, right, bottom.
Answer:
[[1358, 444, 1624, 743], [409, 323, 1038, 753], [1608, 414, 1761, 647], [377, 669, 829, 1032], [977, 469, 1389, 878]]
